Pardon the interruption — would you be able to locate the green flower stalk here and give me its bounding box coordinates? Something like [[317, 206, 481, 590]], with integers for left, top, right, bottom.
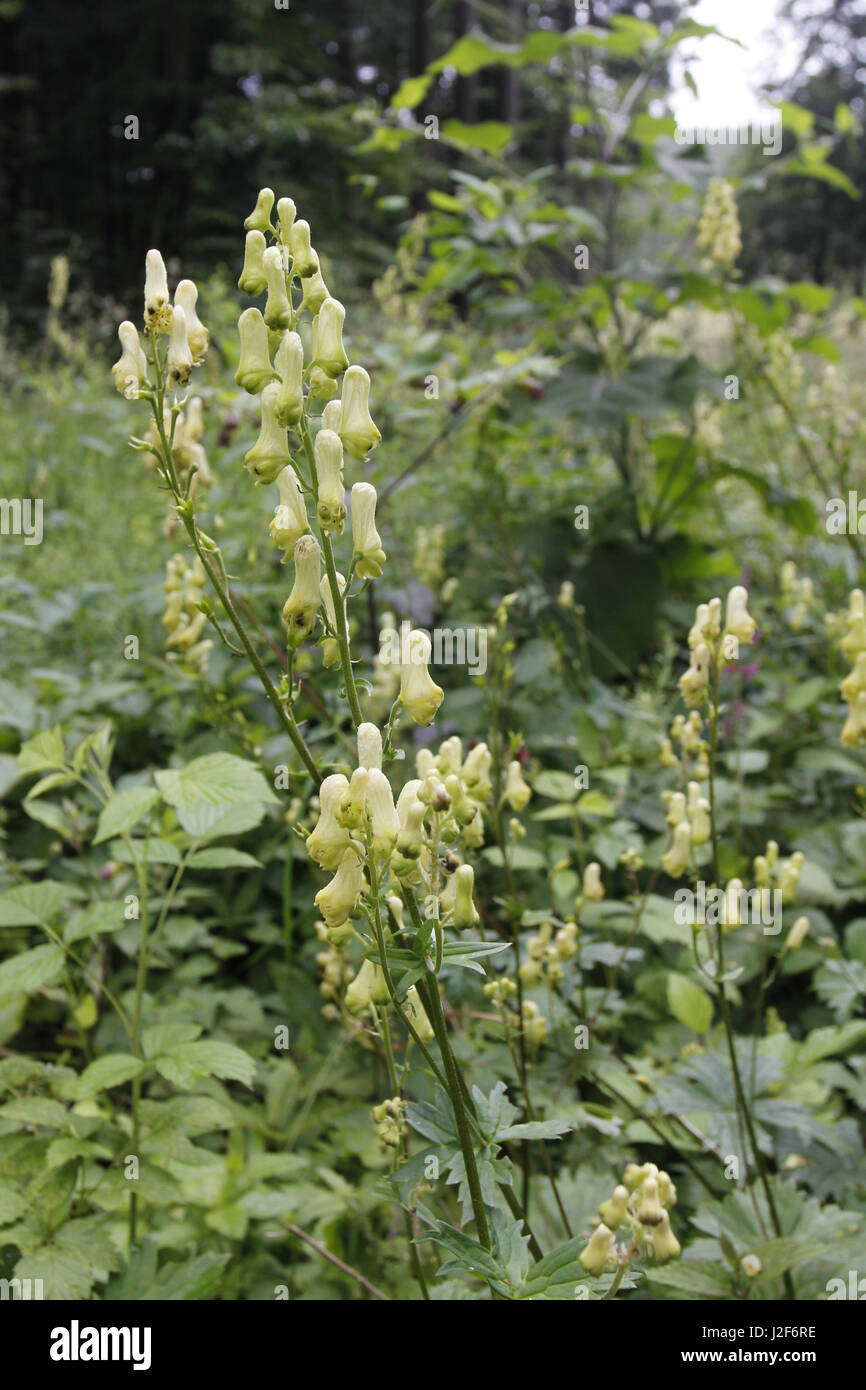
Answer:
[[244, 381, 290, 484], [235, 307, 274, 394], [238, 230, 268, 296]]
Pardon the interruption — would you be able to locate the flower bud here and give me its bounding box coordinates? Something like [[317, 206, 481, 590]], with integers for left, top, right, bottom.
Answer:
[[663, 790, 687, 826], [166, 305, 193, 388], [314, 428, 346, 533], [111, 321, 148, 397], [740, 1253, 761, 1278], [437, 736, 463, 775], [783, 915, 810, 955], [657, 1170, 677, 1208], [637, 1175, 663, 1225], [598, 1185, 629, 1229], [461, 742, 492, 800], [311, 297, 349, 378], [289, 218, 319, 278], [302, 268, 330, 315], [399, 630, 444, 726], [687, 781, 711, 845], [366, 768, 399, 857], [723, 878, 744, 930], [443, 774, 475, 827], [238, 229, 268, 296], [235, 307, 274, 394], [578, 1223, 615, 1276], [144, 248, 171, 332], [273, 330, 304, 427], [679, 642, 711, 707], [415, 748, 436, 779], [321, 399, 342, 432], [308, 366, 337, 400], [174, 280, 208, 362], [350, 482, 386, 579], [316, 848, 364, 930], [306, 773, 351, 870], [581, 861, 604, 902], [452, 863, 479, 930], [244, 381, 290, 484], [277, 196, 296, 242], [319, 569, 344, 668], [661, 820, 692, 878], [650, 1210, 681, 1263], [386, 894, 404, 930], [270, 464, 309, 560], [281, 534, 322, 647], [555, 921, 579, 960], [339, 365, 381, 461], [504, 760, 531, 811], [779, 850, 804, 903], [339, 768, 369, 830], [724, 585, 756, 645], [345, 957, 389, 1016], [404, 984, 434, 1042], [244, 187, 274, 234], [263, 246, 292, 331], [357, 722, 383, 771]]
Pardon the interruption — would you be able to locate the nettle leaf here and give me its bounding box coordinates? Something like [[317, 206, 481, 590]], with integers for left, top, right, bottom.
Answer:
[[16, 726, 66, 773], [153, 1040, 256, 1089], [0, 1181, 27, 1225], [64, 901, 127, 944], [0, 1097, 69, 1129], [667, 971, 714, 1034], [76, 1054, 148, 1098], [0, 944, 65, 994], [142, 1022, 203, 1058], [155, 752, 278, 838], [93, 785, 161, 844], [0, 881, 75, 927]]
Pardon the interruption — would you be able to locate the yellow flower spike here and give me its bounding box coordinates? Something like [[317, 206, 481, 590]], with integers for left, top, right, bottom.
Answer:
[[661, 819, 692, 878], [504, 759, 531, 811], [166, 305, 193, 388], [289, 218, 319, 278], [578, 1223, 615, 1276], [244, 187, 275, 234], [399, 630, 444, 726], [650, 1210, 681, 1263], [144, 248, 172, 332], [311, 297, 349, 377], [270, 330, 304, 428], [339, 364, 381, 461], [679, 641, 711, 707], [277, 196, 296, 242], [238, 229, 268, 296], [350, 482, 386, 580], [598, 1185, 630, 1229], [404, 984, 435, 1043], [269, 464, 309, 560], [244, 381, 290, 484], [345, 956, 389, 1015], [302, 267, 331, 316], [366, 768, 399, 858], [316, 848, 365, 932], [686, 781, 711, 845], [262, 246, 292, 331], [357, 722, 383, 771], [174, 279, 208, 363], [724, 585, 756, 645], [306, 773, 351, 871], [452, 863, 480, 930], [313, 428, 346, 534], [319, 569, 344, 668], [339, 767, 369, 830], [281, 534, 322, 647], [235, 307, 274, 394], [111, 321, 148, 397], [582, 861, 604, 902]]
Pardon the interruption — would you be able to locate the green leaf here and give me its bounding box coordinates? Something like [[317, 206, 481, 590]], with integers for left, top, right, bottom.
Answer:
[[0, 944, 64, 994], [498, 1119, 572, 1141], [64, 901, 127, 944], [142, 1022, 203, 1057], [440, 119, 513, 155], [14, 1240, 95, 1301], [16, 726, 65, 774], [0, 1097, 69, 1129], [154, 1040, 256, 1089], [93, 786, 160, 844], [76, 1053, 148, 1098], [155, 752, 277, 837], [0, 881, 72, 926], [667, 972, 714, 1034], [187, 847, 262, 869]]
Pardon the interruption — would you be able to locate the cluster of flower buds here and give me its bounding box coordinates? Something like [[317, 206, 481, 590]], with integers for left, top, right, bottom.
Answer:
[[752, 840, 805, 904], [579, 1161, 680, 1275], [114, 249, 209, 397], [659, 710, 709, 780], [660, 782, 712, 878], [779, 562, 815, 632], [696, 179, 742, 272], [678, 586, 756, 708], [371, 1097, 408, 1150], [162, 555, 211, 673], [837, 590, 866, 747], [519, 918, 579, 987]]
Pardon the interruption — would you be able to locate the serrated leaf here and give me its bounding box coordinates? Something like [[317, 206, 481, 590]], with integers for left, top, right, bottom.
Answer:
[[142, 1022, 202, 1058], [154, 1040, 256, 1088], [0, 881, 72, 927], [93, 786, 160, 844], [0, 1097, 69, 1129], [187, 847, 262, 869], [0, 944, 64, 994], [76, 1053, 148, 1098], [16, 726, 65, 774]]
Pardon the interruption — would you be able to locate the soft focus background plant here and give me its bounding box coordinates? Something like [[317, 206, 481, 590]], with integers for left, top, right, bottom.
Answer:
[[0, 1, 865, 1301]]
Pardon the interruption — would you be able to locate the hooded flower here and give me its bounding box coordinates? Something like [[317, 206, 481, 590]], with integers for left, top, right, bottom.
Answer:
[[238, 230, 268, 296], [724, 585, 756, 645], [662, 820, 692, 878], [366, 768, 399, 857], [174, 279, 208, 362], [399, 630, 443, 726], [306, 774, 351, 871], [578, 1224, 615, 1275], [504, 760, 531, 811], [269, 464, 309, 560], [235, 307, 274, 394], [679, 642, 711, 708], [244, 187, 275, 234], [395, 780, 426, 862], [277, 196, 296, 241], [144, 248, 172, 332], [452, 863, 479, 930], [686, 781, 711, 845], [263, 246, 292, 331], [289, 219, 319, 278], [357, 722, 383, 771], [281, 534, 322, 647], [244, 381, 290, 484], [339, 365, 381, 461], [302, 268, 330, 315], [582, 861, 604, 902], [351, 482, 386, 579], [319, 570, 344, 668], [314, 428, 346, 534], [273, 330, 304, 428], [166, 305, 193, 388], [111, 321, 148, 397], [316, 849, 364, 931], [403, 984, 434, 1042], [312, 297, 349, 377]]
